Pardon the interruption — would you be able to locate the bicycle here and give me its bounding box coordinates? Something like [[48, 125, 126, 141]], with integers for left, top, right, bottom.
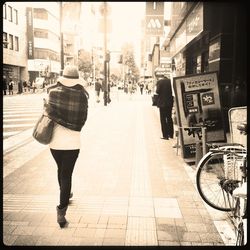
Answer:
[[195, 122, 247, 245]]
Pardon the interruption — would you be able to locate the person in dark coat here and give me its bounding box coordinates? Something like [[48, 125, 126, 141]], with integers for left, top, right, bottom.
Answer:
[[3, 78, 7, 95], [156, 73, 174, 140]]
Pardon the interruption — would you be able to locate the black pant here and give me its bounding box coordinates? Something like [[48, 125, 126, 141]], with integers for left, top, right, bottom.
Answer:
[[159, 106, 173, 139], [50, 149, 79, 208]]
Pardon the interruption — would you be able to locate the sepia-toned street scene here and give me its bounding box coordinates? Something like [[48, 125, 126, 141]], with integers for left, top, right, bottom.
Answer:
[[3, 1, 247, 247]]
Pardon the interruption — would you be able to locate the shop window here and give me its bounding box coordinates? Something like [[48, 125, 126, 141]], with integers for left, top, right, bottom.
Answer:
[[3, 32, 8, 48], [13, 9, 18, 24], [9, 34, 13, 50], [3, 4, 7, 19], [8, 5, 13, 22], [14, 36, 19, 51]]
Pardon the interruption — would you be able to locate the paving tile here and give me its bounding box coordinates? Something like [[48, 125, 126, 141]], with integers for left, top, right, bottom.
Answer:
[[129, 197, 153, 207], [185, 222, 208, 233], [155, 207, 182, 218], [12, 235, 40, 246], [127, 217, 156, 231], [87, 223, 107, 229], [183, 214, 204, 223], [128, 205, 154, 217], [80, 238, 103, 246], [79, 214, 100, 224], [104, 228, 126, 238], [32, 225, 57, 236], [3, 225, 18, 238], [158, 240, 180, 246], [157, 230, 179, 241], [98, 215, 109, 224], [199, 232, 225, 244], [94, 228, 106, 238], [125, 229, 158, 246], [35, 236, 60, 246], [12, 225, 37, 236], [102, 238, 125, 246], [3, 235, 18, 246], [73, 228, 96, 238], [52, 227, 77, 237], [153, 197, 179, 207], [56, 237, 82, 246], [180, 232, 201, 242]]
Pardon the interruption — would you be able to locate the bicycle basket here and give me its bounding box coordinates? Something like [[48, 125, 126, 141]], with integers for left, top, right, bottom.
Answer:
[[223, 148, 246, 181]]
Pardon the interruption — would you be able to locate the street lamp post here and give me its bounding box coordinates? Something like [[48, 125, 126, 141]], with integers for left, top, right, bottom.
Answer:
[[60, 2, 64, 76], [103, 2, 108, 106]]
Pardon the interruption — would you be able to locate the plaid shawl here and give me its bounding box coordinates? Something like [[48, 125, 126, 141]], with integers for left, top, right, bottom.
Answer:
[[46, 84, 88, 131]]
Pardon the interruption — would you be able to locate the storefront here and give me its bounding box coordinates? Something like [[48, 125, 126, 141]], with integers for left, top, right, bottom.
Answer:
[[3, 64, 24, 92], [168, 2, 246, 132]]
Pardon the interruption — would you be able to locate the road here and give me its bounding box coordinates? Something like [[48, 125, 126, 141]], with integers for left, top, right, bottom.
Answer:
[[3, 92, 46, 139]]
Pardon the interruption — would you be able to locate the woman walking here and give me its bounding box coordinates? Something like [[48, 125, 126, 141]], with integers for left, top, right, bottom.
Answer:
[[45, 65, 89, 228]]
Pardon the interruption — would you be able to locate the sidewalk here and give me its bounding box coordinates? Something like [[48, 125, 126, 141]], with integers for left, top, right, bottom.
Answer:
[[3, 91, 236, 246]]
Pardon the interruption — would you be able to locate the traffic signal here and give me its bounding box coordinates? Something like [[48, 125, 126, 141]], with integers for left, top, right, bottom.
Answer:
[[118, 54, 123, 64], [105, 51, 110, 62]]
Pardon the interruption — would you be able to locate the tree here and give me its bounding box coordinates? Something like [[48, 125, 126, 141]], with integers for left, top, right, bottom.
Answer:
[[121, 43, 140, 82], [78, 49, 92, 78]]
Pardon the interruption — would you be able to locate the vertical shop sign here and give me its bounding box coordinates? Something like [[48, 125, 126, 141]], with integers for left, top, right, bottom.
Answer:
[[27, 7, 34, 59], [173, 72, 226, 158], [145, 2, 164, 36]]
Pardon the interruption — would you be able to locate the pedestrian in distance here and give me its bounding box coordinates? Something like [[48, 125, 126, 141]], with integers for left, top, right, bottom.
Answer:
[[139, 82, 144, 95], [17, 79, 23, 94], [156, 73, 174, 140], [3, 77, 7, 95], [128, 80, 133, 99], [95, 77, 102, 103], [8, 80, 14, 95], [23, 80, 28, 92], [45, 65, 89, 228]]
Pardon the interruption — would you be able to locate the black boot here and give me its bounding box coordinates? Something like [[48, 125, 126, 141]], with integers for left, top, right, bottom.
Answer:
[[56, 206, 68, 228]]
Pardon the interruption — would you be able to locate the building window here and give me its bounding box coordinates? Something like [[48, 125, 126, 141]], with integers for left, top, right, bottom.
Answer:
[[8, 5, 13, 22], [34, 29, 48, 38], [153, 2, 157, 10], [3, 4, 7, 19], [13, 9, 18, 24], [14, 36, 19, 51], [9, 34, 13, 50], [3, 32, 8, 48], [33, 8, 48, 20]]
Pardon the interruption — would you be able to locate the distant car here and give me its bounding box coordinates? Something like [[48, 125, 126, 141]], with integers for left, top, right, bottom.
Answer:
[[34, 77, 45, 89], [118, 81, 124, 89]]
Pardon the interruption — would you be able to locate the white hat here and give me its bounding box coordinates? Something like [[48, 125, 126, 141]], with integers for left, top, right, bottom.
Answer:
[[57, 65, 86, 87]]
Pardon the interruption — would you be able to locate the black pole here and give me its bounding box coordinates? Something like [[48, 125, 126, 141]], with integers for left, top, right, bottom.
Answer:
[[60, 2, 64, 76], [103, 2, 108, 106]]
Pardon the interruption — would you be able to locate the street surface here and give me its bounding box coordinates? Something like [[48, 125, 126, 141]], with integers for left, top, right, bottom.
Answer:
[[3, 87, 236, 246]]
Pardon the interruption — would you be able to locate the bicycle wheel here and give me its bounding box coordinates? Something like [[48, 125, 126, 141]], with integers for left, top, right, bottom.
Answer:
[[196, 148, 243, 211]]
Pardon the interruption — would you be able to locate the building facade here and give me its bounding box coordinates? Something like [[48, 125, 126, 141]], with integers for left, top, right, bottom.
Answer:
[[26, 2, 61, 84], [3, 2, 28, 92], [163, 2, 246, 131]]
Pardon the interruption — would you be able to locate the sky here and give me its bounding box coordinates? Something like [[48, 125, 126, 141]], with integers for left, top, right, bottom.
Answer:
[[79, 2, 146, 66], [78, 2, 171, 67]]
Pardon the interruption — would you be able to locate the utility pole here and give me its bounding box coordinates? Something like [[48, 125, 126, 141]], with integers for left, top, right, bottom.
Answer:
[[103, 2, 108, 106], [92, 47, 95, 83], [60, 2, 64, 75]]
